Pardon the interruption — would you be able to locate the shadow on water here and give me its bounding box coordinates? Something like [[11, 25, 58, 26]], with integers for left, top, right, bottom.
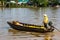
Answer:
[[8, 28, 55, 40]]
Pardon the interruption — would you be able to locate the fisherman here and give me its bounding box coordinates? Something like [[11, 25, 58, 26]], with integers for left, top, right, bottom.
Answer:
[[43, 14, 48, 29]]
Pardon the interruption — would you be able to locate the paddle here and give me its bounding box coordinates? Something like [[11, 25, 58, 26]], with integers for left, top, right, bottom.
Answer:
[[52, 26, 60, 32]]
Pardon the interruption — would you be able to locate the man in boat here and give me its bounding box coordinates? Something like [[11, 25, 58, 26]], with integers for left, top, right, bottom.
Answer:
[[43, 14, 48, 29], [43, 14, 54, 30]]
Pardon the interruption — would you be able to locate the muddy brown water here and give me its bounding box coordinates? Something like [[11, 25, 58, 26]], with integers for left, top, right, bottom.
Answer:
[[0, 7, 60, 40]]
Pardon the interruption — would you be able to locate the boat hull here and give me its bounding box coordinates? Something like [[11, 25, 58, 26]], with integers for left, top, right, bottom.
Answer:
[[7, 21, 54, 33]]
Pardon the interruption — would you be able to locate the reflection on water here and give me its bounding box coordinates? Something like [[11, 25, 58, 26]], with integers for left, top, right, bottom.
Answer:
[[44, 35, 52, 40], [0, 7, 60, 40], [8, 28, 54, 40]]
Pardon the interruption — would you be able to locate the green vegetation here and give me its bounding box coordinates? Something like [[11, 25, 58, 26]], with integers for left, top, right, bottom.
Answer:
[[31, 0, 49, 7], [0, 0, 60, 7], [31, 0, 59, 7]]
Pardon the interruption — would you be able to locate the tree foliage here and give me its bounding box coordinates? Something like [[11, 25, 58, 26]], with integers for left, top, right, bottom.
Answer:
[[31, 0, 48, 6], [31, 0, 59, 7]]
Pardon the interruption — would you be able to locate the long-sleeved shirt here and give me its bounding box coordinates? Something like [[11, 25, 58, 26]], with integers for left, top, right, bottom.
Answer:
[[43, 16, 48, 24]]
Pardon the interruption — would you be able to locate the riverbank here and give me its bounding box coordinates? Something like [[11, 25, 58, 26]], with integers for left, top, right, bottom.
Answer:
[[0, 3, 60, 8], [5, 4, 39, 8], [4, 3, 60, 8]]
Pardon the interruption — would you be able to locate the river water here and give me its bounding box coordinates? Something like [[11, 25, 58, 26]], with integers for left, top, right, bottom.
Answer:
[[0, 7, 60, 40]]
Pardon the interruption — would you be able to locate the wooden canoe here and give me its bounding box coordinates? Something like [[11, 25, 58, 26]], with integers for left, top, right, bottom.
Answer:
[[7, 21, 54, 33]]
